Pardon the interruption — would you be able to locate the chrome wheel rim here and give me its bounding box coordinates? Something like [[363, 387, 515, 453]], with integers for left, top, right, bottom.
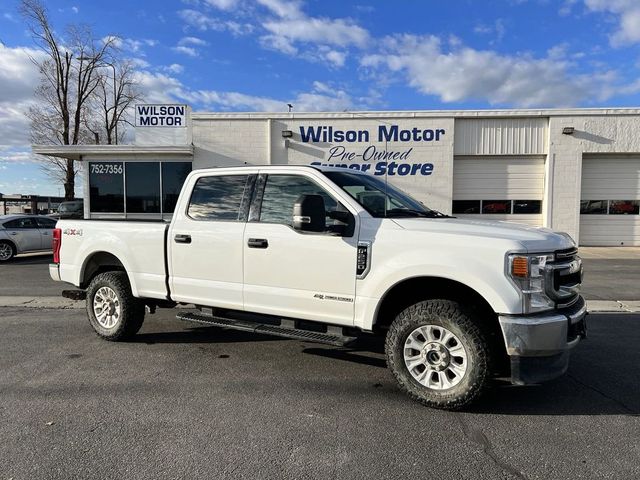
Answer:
[[93, 287, 121, 329], [404, 325, 468, 390], [0, 243, 13, 261]]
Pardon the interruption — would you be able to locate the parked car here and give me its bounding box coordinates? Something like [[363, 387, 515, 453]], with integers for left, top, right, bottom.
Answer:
[[0, 215, 57, 262], [57, 200, 84, 219]]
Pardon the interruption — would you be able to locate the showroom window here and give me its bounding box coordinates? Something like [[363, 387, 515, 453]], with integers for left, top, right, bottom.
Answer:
[[581, 200, 640, 215], [88, 161, 191, 217], [452, 200, 541, 215], [89, 162, 125, 213], [125, 162, 161, 214], [162, 163, 193, 214]]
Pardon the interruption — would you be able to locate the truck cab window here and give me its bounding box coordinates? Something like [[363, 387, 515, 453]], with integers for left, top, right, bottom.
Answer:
[[188, 175, 250, 221], [258, 175, 343, 229]]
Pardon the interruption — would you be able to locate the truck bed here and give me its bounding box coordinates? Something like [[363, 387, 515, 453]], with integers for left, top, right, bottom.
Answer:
[[55, 220, 169, 300]]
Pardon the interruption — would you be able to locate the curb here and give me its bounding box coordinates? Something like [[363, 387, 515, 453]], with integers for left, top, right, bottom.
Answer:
[[0, 297, 639, 313], [0, 296, 85, 309], [586, 300, 640, 313]]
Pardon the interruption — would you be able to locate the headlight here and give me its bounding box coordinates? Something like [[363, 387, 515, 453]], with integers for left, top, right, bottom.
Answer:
[[507, 253, 555, 313]]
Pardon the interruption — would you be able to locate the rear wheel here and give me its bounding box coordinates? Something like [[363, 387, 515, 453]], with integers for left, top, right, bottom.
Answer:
[[86, 271, 145, 341], [0, 241, 16, 262], [385, 299, 491, 410]]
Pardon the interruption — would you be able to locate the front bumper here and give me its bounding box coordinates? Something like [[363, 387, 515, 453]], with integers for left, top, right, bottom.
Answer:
[[49, 263, 61, 282], [498, 296, 587, 384]]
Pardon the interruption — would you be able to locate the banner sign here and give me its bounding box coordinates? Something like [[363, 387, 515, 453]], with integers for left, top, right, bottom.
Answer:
[[299, 124, 445, 176]]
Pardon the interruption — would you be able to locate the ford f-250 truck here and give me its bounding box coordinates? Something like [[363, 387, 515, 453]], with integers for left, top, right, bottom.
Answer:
[[50, 165, 586, 409]]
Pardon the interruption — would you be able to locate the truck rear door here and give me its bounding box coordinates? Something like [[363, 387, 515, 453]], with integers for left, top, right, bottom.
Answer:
[[168, 173, 255, 309]]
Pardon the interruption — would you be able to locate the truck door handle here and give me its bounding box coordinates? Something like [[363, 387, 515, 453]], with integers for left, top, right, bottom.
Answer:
[[247, 238, 268, 249], [174, 234, 192, 244]]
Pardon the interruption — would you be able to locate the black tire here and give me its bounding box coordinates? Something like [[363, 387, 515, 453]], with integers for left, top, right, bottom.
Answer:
[[86, 271, 145, 341], [0, 240, 16, 262], [385, 299, 491, 410]]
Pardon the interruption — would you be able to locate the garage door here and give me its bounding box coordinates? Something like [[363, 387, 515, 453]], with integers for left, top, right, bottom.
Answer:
[[580, 156, 640, 246], [452, 156, 545, 226]]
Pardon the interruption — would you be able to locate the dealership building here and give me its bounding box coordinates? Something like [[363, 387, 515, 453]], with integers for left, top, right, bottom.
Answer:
[[34, 105, 640, 246]]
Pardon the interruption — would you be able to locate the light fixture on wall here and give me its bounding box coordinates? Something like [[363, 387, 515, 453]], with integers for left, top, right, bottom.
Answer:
[[562, 127, 575, 135], [281, 130, 293, 138]]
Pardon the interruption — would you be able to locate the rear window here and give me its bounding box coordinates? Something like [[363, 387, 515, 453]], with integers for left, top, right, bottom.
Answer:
[[187, 175, 251, 221], [3, 218, 37, 229], [36, 218, 57, 229]]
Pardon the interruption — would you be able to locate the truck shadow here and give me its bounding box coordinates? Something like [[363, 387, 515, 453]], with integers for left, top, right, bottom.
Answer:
[[303, 316, 640, 416], [133, 326, 288, 345]]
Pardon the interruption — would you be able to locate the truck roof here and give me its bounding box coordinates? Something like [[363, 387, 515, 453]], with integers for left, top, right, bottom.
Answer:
[[193, 164, 367, 175]]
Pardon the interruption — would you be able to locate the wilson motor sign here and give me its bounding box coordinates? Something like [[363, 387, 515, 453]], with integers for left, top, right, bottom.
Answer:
[[299, 124, 446, 176], [135, 104, 187, 127]]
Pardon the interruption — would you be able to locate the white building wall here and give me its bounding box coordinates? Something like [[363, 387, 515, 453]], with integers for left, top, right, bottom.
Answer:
[[548, 113, 640, 241], [193, 118, 271, 169], [454, 118, 548, 155]]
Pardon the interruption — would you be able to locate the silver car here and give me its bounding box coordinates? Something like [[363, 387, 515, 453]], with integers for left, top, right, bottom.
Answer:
[[0, 215, 58, 262]]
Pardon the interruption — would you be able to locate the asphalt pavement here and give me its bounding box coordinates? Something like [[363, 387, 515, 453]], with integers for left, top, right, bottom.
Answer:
[[0, 308, 638, 479]]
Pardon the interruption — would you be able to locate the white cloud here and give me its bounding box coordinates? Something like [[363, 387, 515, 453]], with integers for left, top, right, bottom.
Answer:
[[71, 6, 79, 14], [172, 46, 199, 57], [101, 36, 157, 54], [205, 0, 241, 10], [255, 0, 369, 60], [0, 44, 47, 147], [184, 86, 355, 112], [163, 63, 185, 74], [323, 49, 347, 67], [584, 0, 640, 46], [360, 34, 630, 108], [133, 68, 357, 112], [179, 36, 209, 46], [256, 0, 303, 20], [0, 147, 38, 164], [262, 17, 369, 49], [134, 71, 186, 104], [178, 9, 254, 35]]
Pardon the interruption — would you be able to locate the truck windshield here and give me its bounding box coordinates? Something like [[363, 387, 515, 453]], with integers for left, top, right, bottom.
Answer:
[[324, 170, 447, 218]]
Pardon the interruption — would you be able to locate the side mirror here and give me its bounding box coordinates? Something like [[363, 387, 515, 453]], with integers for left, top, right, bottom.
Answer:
[[293, 194, 326, 233]]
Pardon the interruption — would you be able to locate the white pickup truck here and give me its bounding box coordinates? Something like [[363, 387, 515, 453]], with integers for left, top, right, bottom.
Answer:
[[50, 165, 586, 409]]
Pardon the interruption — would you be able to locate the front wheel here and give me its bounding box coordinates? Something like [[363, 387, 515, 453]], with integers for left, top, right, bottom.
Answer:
[[86, 271, 145, 341], [385, 299, 491, 410]]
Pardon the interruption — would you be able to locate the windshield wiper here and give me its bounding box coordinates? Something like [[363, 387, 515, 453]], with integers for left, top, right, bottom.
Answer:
[[385, 209, 452, 219]]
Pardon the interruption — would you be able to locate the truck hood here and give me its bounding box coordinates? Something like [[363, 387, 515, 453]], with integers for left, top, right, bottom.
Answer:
[[390, 217, 575, 252]]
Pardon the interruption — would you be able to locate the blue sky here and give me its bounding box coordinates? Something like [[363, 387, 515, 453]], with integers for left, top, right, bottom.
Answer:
[[1, 0, 640, 196]]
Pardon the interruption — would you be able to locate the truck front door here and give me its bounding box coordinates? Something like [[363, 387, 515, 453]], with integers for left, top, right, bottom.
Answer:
[[242, 173, 358, 326], [169, 174, 254, 309]]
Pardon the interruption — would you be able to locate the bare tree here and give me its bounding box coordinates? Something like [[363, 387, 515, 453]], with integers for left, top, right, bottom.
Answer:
[[21, 0, 116, 199], [85, 59, 142, 145]]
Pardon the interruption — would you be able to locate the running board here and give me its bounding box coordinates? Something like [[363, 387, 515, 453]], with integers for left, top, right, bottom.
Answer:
[[176, 311, 357, 346]]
